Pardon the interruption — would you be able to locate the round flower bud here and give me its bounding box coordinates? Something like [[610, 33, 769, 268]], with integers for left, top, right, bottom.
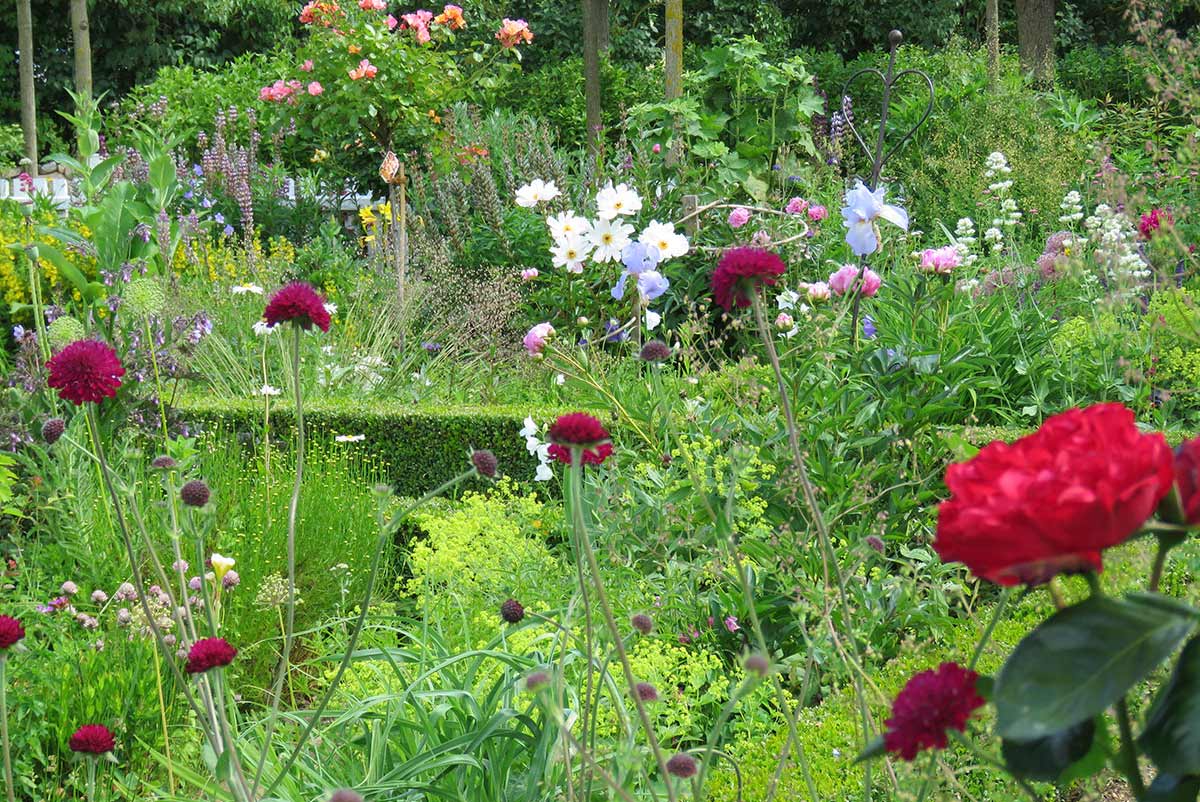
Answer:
[[328, 791, 365, 802], [666, 752, 698, 778], [524, 671, 550, 692], [151, 455, 177, 470], [744, 654, 770, 677], [41, 418, 65, 444], [500, 598, 525, 624], [123, 279, 167, 319], [47, 316, 86, 352], [180, 480, 211, 508], [639, 340, 672, 363], [630, 613, 653, 635], [69, 724, 115, 754], [634, 682, 658, 702], [471, 449, 499, 479]]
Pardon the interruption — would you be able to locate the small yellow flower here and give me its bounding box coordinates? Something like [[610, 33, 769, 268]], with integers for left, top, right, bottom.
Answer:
[[210, 553, 236, 580], [312, 149, 330, 163]]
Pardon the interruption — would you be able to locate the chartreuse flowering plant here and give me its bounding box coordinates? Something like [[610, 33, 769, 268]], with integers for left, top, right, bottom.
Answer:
[[858, 402, 1200, 800]]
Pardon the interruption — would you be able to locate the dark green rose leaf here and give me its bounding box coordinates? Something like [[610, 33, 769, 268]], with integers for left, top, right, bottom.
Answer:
[[1144, 773, 1200, 802], [1141, 636, 1200, 775], [1001, 718, 1095, 781], [995, 596, 1194, 740]]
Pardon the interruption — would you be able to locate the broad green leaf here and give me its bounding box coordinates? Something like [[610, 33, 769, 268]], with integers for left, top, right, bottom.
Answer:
[[34, 243, 95, 300], [995, 596, 1194, 739], [1001, 718, 1095, 781], [1141, 636, 1200, 774]]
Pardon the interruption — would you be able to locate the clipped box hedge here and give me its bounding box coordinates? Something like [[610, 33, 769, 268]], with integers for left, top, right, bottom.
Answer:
[[177, 397, 596, 498]]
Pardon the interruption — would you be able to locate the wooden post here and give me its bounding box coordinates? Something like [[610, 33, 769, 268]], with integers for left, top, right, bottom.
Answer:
[[581, 0, 606, 161], [681, 195, 700, 236], [664, 0, 683, 165], [16, 0, 38, 168], [985, 0, 999, 91], [70, 0, 93, 102]]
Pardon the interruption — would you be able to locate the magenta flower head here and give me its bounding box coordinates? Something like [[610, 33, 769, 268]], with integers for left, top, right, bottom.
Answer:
[[41, 418, 66, 444], [546, 413, 612, 465], [185, 637, 238, 674], [69, 724, 115, 754], [263, 282, 331, 332], [635, 682, 658, 702], [631, 613, 653, 635], [47, 340, 125, 405], [328, 791, 365, 802], [471, 449, 499, 478], [0, 616, 25, 651], [500, 598, 525, 624], [666, 752, 698, 778], [711, 247, 786, 311], [884, 662, 985, 760]]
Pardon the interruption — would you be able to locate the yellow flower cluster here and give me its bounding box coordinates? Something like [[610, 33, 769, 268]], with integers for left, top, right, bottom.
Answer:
[[0, 204, 96, 306]]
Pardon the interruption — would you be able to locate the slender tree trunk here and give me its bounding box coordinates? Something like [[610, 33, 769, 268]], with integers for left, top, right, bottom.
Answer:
[[581, 0, 607, 159], [16, 0, 38, 168], [70, 0, 93, 102], [985, 0, 1000, 90], [1015, 0, 1056, 86], [664, 0, 683, 165]]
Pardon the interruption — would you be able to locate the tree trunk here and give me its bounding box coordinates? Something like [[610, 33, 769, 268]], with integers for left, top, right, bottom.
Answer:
[[70, 0, 93, 102], [16, 0, 37, 168], [664, 0, 683, 165], [581, 0, 607, 158], [1015, 0, 1056, 86], [985, 0, 999, 90]]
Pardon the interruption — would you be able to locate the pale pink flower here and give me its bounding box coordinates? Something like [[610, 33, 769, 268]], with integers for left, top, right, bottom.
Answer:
[[349, 59, 378, 80], [805, 281, 831, 301], [386, 14, 398, 29], [652, 143, 662, 154], [523, 322, 554, 355], [785, 197, 809, 215], [307, 82, 324, 96], [521, 268, 539, 281], [828, 265, 882, 297], [402, 10, 434, 42], [919, 245, 961, 274], [724, 615, 740, 633], [807, 205, 828, 222], [775, 312, 794, 330], [300, 59, 314, 72], [728, 206, 751, 229], [358, 0, 386, 9]]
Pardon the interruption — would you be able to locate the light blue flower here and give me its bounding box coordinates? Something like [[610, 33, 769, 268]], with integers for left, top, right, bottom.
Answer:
[[841, 180, 908, 256], [613, 242, 662, 300], [636, 270, 669, 301], [222, 224, 235, 237]]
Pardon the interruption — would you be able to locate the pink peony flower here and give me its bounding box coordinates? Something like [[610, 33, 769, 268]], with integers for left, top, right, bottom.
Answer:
[[521, 268, 539, 281], [775, 312, 794, 329], [919, 245, 961, 274], [805, 281, 831, 301], [300, 59, 314, 72], [728, 206, 751, 229], [807, 205, 828, 222], [785, 197, 809, 215], [307, 82, 324, 96], [828, 265, 882, 297], [524, 322, 554, 355]]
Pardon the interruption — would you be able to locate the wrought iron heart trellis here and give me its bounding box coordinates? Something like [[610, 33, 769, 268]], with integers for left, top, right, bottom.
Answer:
[[837, 30, 935, 192]]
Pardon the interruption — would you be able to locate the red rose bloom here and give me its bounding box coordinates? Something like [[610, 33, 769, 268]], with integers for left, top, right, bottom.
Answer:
[[0, 615, 24, 650], [185, 637, 238, 674], [1172, 437, 1200, 524], [711, 247, 787, 311], [46, 340, 125, 405], [69, 724, 115, 754], [884, 662, 984, 761], [263, 282, 331, 332], [546, 413, 612, 465], [935, 403, 1173, 586]]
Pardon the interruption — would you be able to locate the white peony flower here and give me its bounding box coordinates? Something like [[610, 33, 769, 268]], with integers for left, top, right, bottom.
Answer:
[[588, 218, 634, 262], [547, 211, 592, 243], [550, 235, 591, 273], [595, 182, 642, 220], [516, 179, 560, 208], [638, 220, 689, 259]]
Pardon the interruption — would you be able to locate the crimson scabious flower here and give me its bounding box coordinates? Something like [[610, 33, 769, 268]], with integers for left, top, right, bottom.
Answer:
[[711, 247, 787, 311], [884, 662, 985, 761], [666, 752, 698, 778], [46, 340, 124, 405], [500, 598, 525, 624], [180, 480, 211, 508], [69, 724, 115, 754], [471, 449, 498, 478], [935, 403, 1173, 585], [630, 613, 653, 635], [41, 418, 65, 444], [634, 682, 658, 702], [546, 413, 612, 465], [263, 282, 331, 332], [0, 616, 24, 650], [185, 637, 238, 674]]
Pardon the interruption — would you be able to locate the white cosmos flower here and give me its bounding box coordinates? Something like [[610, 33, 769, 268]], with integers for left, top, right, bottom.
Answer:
[[516, 179, 560, 208], [547, 211, 592, 243], [256, 384, 281, 397], [551, 235, 590, 273], [253, 320, 275, 336], [638, 220, 689, 259], [595, 182, 642, 220], [588, 218, 634, 263], [231, 283, 264, 295], [335, 434, 366, 442]]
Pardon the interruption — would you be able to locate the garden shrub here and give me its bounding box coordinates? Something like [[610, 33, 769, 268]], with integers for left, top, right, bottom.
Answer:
[[178, 396, 608, 497]]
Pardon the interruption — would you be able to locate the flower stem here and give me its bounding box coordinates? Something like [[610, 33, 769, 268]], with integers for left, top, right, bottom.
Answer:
[[568, 453, 675, 802], [1149, 541, 1169, 594], [1116, 697, 1145, 799], [85, 756, 96, 802], [969, 589, 1011, 671], [252, 324, 304, 794], [0, 658, 14, 802], [152, 649, 175, 793]]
